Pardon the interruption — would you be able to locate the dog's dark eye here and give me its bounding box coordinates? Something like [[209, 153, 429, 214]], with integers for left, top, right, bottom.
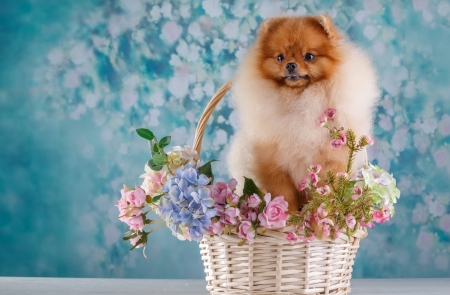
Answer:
[[304, 53, 315, 61], [277, 54, 285, 62]]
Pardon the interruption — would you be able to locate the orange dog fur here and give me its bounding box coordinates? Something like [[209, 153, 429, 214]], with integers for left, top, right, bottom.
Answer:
[[227, 15, 379, 212]]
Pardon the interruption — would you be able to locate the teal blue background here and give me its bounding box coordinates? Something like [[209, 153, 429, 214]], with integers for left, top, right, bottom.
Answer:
[[1, 0, 450, 278]]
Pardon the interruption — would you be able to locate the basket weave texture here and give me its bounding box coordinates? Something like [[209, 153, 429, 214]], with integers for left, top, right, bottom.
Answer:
[[194, 81, 368, 295]]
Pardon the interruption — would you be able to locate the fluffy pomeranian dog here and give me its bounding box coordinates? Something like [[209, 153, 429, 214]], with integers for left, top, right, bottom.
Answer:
[[228, 15, 379, 212]]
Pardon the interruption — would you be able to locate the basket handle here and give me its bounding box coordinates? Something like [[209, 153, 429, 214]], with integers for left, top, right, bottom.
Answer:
[[193, 80, 233, 155]]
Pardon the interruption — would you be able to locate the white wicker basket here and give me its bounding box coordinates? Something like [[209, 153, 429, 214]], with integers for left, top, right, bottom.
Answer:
[[194, 81, 368, 295]]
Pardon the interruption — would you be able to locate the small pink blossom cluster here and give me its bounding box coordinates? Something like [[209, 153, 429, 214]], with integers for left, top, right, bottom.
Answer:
[[372, 205, 391, 223], [316, 107, 336, 127], [116, 186, 146, 248], [206, 179, 289, 244], [299, 164, 331, 197]]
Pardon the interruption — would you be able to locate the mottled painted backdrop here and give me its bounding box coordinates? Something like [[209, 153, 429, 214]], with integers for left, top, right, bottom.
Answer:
[[1, 0, 449, 279]]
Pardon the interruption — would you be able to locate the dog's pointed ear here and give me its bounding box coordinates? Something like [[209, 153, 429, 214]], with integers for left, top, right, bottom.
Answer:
[[260, 17, 273, 33], [314, 14, 340, 39], [259, 17, 284, 36]]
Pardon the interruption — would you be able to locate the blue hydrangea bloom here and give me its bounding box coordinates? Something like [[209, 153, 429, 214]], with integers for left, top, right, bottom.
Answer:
[[158, 164, 217, 242]]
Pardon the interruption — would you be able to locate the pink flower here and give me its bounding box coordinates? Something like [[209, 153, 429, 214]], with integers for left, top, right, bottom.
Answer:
[[140, 168, 167, 196], [345, 214, 356, 230], [247, 194, 262, 208], [330, 139, 344, 150], [382, 205, 391, 219], [316, 114, 328, 127], [336, 172, 348, 179], [126, 186, 146, 208], [334, 225, 341, 238], [240, 202, 257, 222], [338, 132, 347, 144], [308, 164, 321, 174], [220, 207, 241, 225], [352, 185, 363, 200], [324, 108, 337, 119], [205, 220, 225, 235], [373, 210, 386, 223], [317, 185, 331, 196], [211, 179, 238, 208], [363, 135, 374, 146], [117, 196, 128, 210], [299, 177, 309, 191], [258, 194, 289, 228], [130, 236, 144, 248], [300, 235, 315, 242], [317, 203, 328, 218], [227, 193, 240, 205], [286, 232, 298, 245], [238, 221, 256, 243], [309, 173, 319, 187], [127, 215, 145, 231], [360, 221, 374, 228]]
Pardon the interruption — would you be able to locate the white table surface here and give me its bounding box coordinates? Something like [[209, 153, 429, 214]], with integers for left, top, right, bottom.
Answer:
[[1, 277, 449, 295]]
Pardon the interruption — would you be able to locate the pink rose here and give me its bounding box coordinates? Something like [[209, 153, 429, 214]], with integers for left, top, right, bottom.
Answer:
[[127, 215, 144, 231], [240, 202, 257, 222], [126, 186, 146, 207], [227, 193, 240, 205], [324, 108, 336, 119], [140, 169, 167, 196], [345, 214, 356, 230], [238, 221, 255, 243], [220, 207, 241, 225], [205, 220, 225, 235], [117, 196, 128, 210], [317, 185, 331, 196], [130, 236, 144, 248], [211, 179, 238, 207], [247, 194, 262, 208], [286, 232, 298, 245], [258, 194, 289, 229], [316, 114, 328, 127], [118, 208, 129, 223]]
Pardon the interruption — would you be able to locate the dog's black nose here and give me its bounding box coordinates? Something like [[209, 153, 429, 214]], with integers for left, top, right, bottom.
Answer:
[[285, 62, 297, 72]]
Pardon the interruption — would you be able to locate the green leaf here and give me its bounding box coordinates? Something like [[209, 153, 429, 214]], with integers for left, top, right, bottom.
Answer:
[[243, 177, 264, 199], [198, 160, 217, 184], [150, 141, 159, 157], [159, 136, 171, 148], [153, 153, 167, 165], [136, 128, 155, 141], [147, 159, 163, 171], [122, 234, 137, 241], [152, 194, 163, 203]]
